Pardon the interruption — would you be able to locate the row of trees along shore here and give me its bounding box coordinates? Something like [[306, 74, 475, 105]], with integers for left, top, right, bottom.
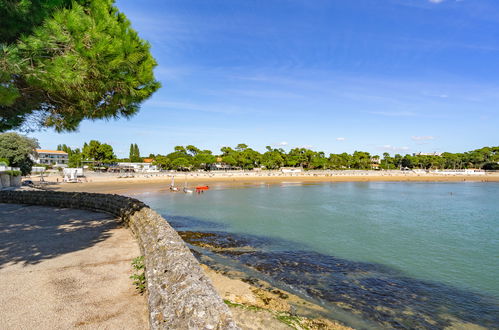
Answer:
[[56, 141, 499, 171]]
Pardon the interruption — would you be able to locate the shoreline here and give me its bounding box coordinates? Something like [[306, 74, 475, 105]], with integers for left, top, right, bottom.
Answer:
[[37, 172, 499, 195]]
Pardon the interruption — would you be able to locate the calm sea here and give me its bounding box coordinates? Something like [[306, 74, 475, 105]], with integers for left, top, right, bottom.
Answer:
[[138, 182, 499, 329]]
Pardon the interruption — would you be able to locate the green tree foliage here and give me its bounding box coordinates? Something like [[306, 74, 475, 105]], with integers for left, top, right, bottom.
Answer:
[[49, 140, 499, 171], [0, 132, 39, 174], [82, 140, 115, 163], [170, 157, 190, 170], [129, 143, 141, 162], [153, 155, 170, 169], [57, 144, 72, 154], [0, 0, 160, 132], [1, 0, 77, 44], [261, 147, 285, 170]]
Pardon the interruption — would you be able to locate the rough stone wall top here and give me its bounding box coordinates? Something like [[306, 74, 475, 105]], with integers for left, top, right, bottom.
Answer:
[[0, 190, 239, 330]]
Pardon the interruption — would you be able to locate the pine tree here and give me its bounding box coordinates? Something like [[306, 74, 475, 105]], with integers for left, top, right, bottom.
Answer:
[[135, 144, 140, 159], [0, 0, 160, 132], [129, 143, 134, 160], [129, 143, 140, 162]]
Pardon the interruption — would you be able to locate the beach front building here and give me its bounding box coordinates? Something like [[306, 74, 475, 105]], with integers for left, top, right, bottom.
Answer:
[[280, 167, 303, 173], [113, 162, 159, 173], [371, 156, 381, 170], [209, 163, 240, 171], [208, 157, 241, 171], [32, 149, 69, 167]]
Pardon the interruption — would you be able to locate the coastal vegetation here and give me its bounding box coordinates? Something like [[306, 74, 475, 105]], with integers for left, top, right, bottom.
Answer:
[[0, 132, 39, 175], [0, 0, 159, 132], [57, 141, 116, 167], [55, 141, 499, 171], [129, 143, 141, 162], [148, 144, 499, 171]]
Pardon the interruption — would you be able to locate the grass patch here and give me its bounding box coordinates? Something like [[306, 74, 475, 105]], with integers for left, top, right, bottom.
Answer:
[[275, 313, 307, 329], [223, 299, 264, 312], [224, 299, 313, 330]]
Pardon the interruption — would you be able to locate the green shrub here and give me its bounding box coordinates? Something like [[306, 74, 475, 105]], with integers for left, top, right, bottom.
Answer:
[[34, 163, 50, 169], [130, 256, 146, 294], [0, 158, 9, 166]]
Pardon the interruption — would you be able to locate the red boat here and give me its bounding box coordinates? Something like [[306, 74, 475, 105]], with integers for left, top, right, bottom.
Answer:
[[195, 185, 209, 190]]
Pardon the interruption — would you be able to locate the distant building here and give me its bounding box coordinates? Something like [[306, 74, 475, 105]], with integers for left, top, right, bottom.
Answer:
[[208, 157, 241, 171], [32, 149, 68, 167], [280, 167, 303, 173], [113, 162, 158, 173], [414, 152, 442, 157], [209, 163, 240, 171]]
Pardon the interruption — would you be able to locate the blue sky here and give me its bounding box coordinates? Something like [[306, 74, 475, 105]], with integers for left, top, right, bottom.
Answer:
[[32, 0, 499, 157]]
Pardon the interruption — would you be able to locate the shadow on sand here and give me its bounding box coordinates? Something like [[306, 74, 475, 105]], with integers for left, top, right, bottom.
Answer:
[[0, 203, 116, 268]]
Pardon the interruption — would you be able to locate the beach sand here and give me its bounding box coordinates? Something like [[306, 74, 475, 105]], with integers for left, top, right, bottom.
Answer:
[[37, 171, 499, 195]]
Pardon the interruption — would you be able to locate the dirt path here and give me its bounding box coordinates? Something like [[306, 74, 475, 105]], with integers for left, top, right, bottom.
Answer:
[[0, 204, 148, 329]]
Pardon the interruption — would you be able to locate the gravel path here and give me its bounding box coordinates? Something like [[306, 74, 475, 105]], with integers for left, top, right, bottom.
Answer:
[[0, 203, 148, 329]]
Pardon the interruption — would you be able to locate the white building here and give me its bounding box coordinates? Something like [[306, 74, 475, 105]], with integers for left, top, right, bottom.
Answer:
[[280, 167, 303, 173], [414, 152, 442, 157], [32, 149, 69, 167], [0, 165, 20, 172], [115, 162, 158, 173]]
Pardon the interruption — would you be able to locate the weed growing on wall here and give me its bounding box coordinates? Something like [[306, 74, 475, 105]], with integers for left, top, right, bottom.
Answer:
[[130, 256, 146, 294]]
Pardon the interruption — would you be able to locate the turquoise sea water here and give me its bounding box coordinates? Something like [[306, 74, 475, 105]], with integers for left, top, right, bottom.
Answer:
[[139, 182, 499, 328]]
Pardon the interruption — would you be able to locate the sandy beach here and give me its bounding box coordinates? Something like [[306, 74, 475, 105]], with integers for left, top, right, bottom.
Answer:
[[33, 170, 499, 195]]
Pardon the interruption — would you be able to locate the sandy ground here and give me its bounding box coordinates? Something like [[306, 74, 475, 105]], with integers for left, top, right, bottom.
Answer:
[[0, 204, 148, 330]]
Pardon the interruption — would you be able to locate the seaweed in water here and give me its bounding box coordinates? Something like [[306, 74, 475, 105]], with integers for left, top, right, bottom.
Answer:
[[179, 229, 499, 329]]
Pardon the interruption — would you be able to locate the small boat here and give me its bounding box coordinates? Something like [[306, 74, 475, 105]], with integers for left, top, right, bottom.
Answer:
[[169, 176, 179, 191], [183, 176, 193, 193], [195, 185, 209, 193]]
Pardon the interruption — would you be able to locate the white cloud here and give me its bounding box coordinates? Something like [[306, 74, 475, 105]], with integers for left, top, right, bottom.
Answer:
[[276, 141, 288, 146], [297, 145, 314, 149], [336, 137, 346, 141], [428, 0, 445, 3], [411, 136, 435, 141], [379, 145, 410, 152]]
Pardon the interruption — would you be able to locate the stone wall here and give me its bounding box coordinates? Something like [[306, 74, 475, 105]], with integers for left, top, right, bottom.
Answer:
[[0, 174, 21, 188], [0, 190, 238, 330]]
